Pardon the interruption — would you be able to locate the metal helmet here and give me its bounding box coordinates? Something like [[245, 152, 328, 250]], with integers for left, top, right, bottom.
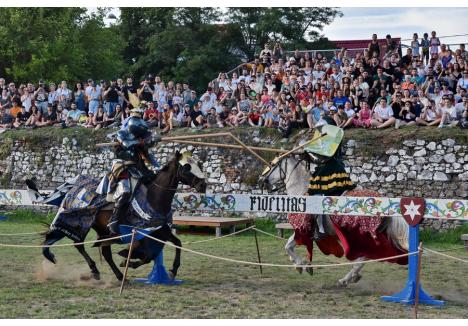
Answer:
[[127, 117, 150, 138]]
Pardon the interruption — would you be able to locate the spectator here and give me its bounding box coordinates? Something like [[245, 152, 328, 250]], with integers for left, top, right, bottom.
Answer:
[[438, 96, 458, 128], [24, 106, 42, 128], [143, 101, 159, 128], [87, 82, 101, 115], [371, 97, 396, 128], [0, 109, 13, 129], [416, 99, 440, 126], [66, 103, 84, 127], [395, 101, 416, 129], [56, 81, 72, 106], [190, 103, 204, 129], [13, 106, 30, 128], [9, 101, 22, 118], [421, 33, 430, 65], [430, 31, 441, 59], [103, 80, 120, 116], [352, 101, 372, 128], [161, 103, 174, 133], [34, 81, 48, 114], [248, 107, 263, 127], [36, 106, 58, 128]]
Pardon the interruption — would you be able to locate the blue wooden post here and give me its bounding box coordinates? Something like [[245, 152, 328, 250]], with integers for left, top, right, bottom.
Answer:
[[381, 224, 444, 305]]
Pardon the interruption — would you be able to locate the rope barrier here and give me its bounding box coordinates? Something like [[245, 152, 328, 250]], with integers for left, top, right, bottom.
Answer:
[[137, 230, 418, 269], [183, 226, 255, 245], [423, 248, 468, 264], [0, 233, 132, 248], [252, 228, 288, 241], [425, 245, 468, 253]]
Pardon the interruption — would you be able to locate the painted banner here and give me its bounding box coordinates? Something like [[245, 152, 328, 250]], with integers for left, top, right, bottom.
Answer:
[[1, 189, 467, 220]]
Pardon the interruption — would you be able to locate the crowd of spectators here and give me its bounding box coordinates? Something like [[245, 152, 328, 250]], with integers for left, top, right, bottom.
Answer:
[[0, 31, 467, 137]]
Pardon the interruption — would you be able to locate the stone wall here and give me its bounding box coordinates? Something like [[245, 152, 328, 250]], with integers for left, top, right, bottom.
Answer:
[[0, 133, 466, 230]]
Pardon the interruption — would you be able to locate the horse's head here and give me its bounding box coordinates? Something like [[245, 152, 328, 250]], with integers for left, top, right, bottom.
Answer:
[[258, 156, 287, 193], [175, 150, 207, 193], [259, 154, 315, 194]]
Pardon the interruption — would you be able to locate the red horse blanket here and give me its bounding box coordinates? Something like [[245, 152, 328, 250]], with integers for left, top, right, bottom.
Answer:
[[288, 189, 408, 265]]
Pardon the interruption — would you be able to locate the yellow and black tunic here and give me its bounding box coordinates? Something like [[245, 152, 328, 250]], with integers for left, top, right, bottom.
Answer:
[[308, 156, 355, 196]]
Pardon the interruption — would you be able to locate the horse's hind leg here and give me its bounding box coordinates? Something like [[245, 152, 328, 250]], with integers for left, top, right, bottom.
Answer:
[[101, 245, 123, 281], [338, 257, 366, 287], [43, 230, 66, 264], [75, 244, 100, 280]]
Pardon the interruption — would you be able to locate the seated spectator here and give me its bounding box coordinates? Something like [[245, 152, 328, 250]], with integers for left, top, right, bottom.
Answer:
[[107, 104, 124, 128], [83, 112, 96, 128], [202, 107, 218, 129], [0, 109, 13, 129], [353, 101, 372, 128], [94, 106, 105, 129], [161, 104, 174, 133], [190, 104, 204, 128], [457, 71, 468, 90], [217, 105, 230, 127], [36, 106, 58, 127], [143, 102, 159, 128], [9, 101, 22, 118], [25, 106, 42, 128], [416, 99, 441, 126], [371, 98, 396, 128], [395, 101, 417, 129], [278, 111, 292, 138], [248, 107, 263, 127], [66, 103, 84, 127], [438, 96, 458, 128], [333, 105, 349, 128], [13, 106, 31, 128]]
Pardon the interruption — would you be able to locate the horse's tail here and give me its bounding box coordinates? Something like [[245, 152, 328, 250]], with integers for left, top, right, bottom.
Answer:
[[41, 223, 65, 264], [386, 216, 409, 252]]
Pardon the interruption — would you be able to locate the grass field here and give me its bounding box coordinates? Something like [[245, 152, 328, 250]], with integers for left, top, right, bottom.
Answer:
[[0, 210, 467, 319]]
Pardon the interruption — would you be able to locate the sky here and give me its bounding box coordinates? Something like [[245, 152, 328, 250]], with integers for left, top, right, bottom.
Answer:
[[102, 6, 468, 47], [322, 7, 468, 46]]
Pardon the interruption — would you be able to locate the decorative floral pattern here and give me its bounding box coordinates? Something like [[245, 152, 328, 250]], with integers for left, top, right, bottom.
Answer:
[[172, 194, 236, 211], [323, 196, 467, 220], [0, 191, 23, 205]]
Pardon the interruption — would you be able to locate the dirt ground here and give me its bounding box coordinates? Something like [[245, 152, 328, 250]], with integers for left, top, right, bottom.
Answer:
[[0, 221, 467, 318]]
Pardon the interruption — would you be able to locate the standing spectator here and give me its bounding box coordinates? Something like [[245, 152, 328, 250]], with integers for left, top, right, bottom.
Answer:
[[0, 89, 11, 110], [273, 42, 284, 60], [20, 88, 33, 113], [138, 77, 154, 103], [430, 31, 441, 59], [87, 83, 101, 115], [182, 83, 192, 104], [34, 81, 48, 114], [47, 83, 57, 110], [411, 33, 420, 60], [368, 34, 381, 58], [122, 77, 138, 108], [56, 81, 72, 107], [103, 80, 120, 117], [421, 33, 430, 65], [73, 83, 85, 112]]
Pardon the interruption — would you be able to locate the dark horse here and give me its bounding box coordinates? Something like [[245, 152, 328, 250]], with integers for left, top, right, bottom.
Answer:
[[41, 151, 207, 281]]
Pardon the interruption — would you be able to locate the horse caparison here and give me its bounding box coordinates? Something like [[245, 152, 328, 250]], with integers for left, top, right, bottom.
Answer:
[[41, 151, 207, 281], [258, 155, 408, 286]]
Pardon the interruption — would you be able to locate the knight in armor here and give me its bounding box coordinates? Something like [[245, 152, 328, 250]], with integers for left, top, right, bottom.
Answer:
[[97, 108, 161, 235], [304, 121, 355, 240]]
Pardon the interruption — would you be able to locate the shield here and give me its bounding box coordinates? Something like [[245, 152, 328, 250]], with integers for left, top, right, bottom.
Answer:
[[304, 124, 343, 157], [400, 197, 426, 226]]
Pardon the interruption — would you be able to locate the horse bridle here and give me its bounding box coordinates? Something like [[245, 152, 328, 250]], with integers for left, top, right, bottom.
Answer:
[[151, 161, 202, 192], [261, 156, 307, 193]]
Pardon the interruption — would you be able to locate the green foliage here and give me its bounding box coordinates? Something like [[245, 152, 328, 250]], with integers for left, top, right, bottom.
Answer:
[[420, 224, 468, 245], [225, 7, 342, 58], [0, 8, 125, 83]]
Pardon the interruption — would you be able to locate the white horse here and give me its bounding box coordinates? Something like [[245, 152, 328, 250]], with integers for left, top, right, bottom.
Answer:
[[258, 155, 409, 287]]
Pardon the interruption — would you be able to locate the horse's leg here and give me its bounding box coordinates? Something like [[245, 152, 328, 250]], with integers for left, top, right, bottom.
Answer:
[[42, 229, 66, 264], [338, 257, 366, 287], [165, 229, 182, 279], [75, 244, 100, 280], [101, 245, 124, 281], [285, 233, 307, 274]]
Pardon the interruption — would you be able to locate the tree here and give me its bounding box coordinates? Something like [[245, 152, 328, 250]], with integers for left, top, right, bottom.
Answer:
[[119, 7, 243, 92], [225, 7, 342, 59], [0, 8, 125, 84]]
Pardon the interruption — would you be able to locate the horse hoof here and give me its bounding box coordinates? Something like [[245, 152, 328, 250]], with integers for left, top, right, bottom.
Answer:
[[168, 270, 175, 280], [306, 267, 313, 276], [295, 267, 303, 274], [351, 274, 362, 283], [92, 273, 101, 281], [338, 279, 348, 287], [116, 274, 124, 281]]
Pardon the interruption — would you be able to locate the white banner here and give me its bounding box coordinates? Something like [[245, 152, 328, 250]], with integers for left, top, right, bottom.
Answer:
[[1, 189, 466, 220]]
